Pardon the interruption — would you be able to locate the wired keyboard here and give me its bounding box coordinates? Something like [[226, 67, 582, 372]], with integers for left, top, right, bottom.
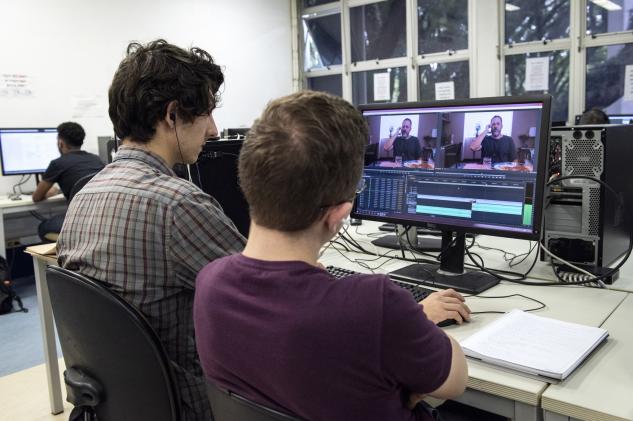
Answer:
[[326, 265, 435, 302]]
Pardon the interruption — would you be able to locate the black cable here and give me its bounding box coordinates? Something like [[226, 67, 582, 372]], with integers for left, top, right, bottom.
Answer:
[[465, 293, 547, 314], [30, 211, 46, 222]]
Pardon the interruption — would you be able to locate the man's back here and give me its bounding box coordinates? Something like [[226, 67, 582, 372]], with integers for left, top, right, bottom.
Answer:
[[194, 254, 452, 421], [43, 150, 105, 199], [58, 146, 245, 420]]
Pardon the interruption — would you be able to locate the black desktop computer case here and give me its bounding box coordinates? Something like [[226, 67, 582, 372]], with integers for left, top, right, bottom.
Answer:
[[542, 125, 633, 269]]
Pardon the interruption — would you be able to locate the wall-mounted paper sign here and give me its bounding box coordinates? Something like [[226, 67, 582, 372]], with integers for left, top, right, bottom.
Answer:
[[1, 73, 34, 97], [624, 64, 633, 102], [71, 95, 106, 118], [524, 57, 549, 91], [435, 81, 455, 100], [373, 73, 390, 101]]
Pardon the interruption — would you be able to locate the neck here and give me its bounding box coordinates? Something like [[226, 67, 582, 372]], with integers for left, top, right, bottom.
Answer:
[[243, 222, 324, 266], [123, 136, 177, 167]]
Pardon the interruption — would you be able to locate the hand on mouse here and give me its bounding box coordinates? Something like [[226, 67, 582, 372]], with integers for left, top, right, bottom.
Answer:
[[420, 289, 471, 325]]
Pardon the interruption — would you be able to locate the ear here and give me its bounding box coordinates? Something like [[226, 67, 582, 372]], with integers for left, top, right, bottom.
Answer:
[[322, 201, 353, 235], [165, 101, 178, 129]]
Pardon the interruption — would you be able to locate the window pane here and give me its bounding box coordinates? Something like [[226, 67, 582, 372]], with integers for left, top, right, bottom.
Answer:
[[303, 0, 337, 7], [504, 0, 570, 44], [307, 74, 343, 97], [350, 0, 406, 62], [586, 43, 633, 114], [352, 67, 407, 106], [505, 50, 569, 122], [419, 61, 470, 100], [587, 0, 633, 35], [417, 0, 468, 55], [303, 14, 342, 71]]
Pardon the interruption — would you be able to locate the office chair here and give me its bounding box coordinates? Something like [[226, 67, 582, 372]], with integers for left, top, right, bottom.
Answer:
[[206, 381, 302, 421], [46, 266, 181, 421], [39, 172, 99, 242], [67, 171, 99, 203]]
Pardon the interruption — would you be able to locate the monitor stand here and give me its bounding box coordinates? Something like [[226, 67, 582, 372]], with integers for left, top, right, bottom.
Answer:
[[378, 223, 441, 236], [371, 225, 441, 251], [388, 231, 499, 295]]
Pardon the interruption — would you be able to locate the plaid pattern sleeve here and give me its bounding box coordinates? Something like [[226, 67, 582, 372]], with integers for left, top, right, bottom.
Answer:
[[170, 190, 245, 287], [57, 146, 245, 421]]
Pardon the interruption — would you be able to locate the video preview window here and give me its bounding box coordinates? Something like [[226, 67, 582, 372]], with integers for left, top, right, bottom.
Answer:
[[364, 108, 541, 173]]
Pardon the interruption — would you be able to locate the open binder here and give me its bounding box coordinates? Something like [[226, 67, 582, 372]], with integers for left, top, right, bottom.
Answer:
[[460, 310, 608, 382]]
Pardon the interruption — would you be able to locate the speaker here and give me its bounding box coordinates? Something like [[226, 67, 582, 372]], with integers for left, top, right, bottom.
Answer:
[[542, 125, 633, 270]]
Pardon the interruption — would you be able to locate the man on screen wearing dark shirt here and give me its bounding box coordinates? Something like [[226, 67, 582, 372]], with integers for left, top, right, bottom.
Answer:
[[32, 121, 104, 240], [384, 117, 422, 161], [469, 115, 517, 164], [194, 91, 469, 421]]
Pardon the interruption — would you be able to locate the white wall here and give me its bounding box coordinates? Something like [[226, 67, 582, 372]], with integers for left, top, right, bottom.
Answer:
[[0, 0, 293, 194]]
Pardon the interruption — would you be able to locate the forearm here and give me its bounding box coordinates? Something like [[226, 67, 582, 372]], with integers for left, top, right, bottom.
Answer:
[[470, 132, 486, 151], [384, 135, 397, 151]]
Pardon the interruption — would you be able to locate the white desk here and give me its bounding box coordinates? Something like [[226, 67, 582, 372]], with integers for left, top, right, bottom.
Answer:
[[468, 233, 633, 293], [24, 244, 62, 415], [0, 194, 66, 258], [323, 224, 629, 421], [542, 293, 633, 421]]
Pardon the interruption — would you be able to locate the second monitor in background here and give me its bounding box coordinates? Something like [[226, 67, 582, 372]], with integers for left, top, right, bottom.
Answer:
[[353, 95, 552, 294], [0, 128, 60, 177]]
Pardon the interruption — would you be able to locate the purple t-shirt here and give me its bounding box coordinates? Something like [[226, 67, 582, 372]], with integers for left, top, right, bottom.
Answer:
[[194, 254, 452, 421]]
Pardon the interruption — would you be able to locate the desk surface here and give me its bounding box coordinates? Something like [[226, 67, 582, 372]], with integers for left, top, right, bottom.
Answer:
[[347, 222, 633, 293], [542, 293, 633, 421], [322, 223, 628, 406], [0, 194, 65, 209]]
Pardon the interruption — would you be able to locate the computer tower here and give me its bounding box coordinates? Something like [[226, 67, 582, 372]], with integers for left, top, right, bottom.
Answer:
[[542, 125, 633, 270], [189, 140, 250, 237], [97, 136, 117, 164]]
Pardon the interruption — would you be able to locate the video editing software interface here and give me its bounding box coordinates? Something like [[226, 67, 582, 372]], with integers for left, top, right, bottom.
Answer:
[[353, 101, 546, 236], [0, 128, 60, 175]]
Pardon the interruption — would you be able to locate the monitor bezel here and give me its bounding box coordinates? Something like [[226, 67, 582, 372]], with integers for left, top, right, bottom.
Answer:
[[0, 127, 59, 176], [351, 95, 552, 242]]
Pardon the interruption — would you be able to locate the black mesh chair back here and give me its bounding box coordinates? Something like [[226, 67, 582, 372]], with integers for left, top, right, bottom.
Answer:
[[207, 382, 302, 421], [46, 266, 181, 421], [68, 171, 98, 203]]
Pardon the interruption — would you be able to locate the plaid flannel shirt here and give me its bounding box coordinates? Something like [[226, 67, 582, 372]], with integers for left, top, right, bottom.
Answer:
[[58, 146, 246, 420]]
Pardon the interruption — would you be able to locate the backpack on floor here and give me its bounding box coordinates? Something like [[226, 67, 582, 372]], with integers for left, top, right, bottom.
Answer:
[[0, 257, 27, 315]]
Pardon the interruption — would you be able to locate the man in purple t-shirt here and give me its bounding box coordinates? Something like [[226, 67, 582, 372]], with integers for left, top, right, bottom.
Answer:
[[194, 91, 470, 421]]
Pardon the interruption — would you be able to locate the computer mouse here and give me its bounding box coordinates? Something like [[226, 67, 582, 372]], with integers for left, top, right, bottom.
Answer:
[[437, 317, 472, 327], [437, 319, 457, 328]]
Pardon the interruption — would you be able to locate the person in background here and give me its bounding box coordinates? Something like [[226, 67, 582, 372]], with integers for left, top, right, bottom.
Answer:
[[194, 91, 469, 421], [383, 117, 422, 161], [579, 108, 610, 125], [469, 115, 517, 164], [32, 121, 104, 241], [57, 40, 246, 421]]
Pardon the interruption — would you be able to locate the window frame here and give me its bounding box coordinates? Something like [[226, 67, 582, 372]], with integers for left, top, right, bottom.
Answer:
[[296, 0, 474, 102]]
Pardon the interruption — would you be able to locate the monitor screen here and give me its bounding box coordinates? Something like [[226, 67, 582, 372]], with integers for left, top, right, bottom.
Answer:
[[608, 114, 633, 125], [351, 96, 551, 241], [0, 128, 60, 175]]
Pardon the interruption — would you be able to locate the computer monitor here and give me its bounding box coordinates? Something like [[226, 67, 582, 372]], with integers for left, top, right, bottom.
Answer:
[[222, 127, 250, 139], [608, 114, 633, 125], [352, 95, 552, 294], [190, 139, 250, 237], [0, 128, 60, 176]]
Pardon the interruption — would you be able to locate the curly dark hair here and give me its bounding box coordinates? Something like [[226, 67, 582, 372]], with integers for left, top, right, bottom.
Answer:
[[108, 39, 224, 143], [56, 122, 85, 148]]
